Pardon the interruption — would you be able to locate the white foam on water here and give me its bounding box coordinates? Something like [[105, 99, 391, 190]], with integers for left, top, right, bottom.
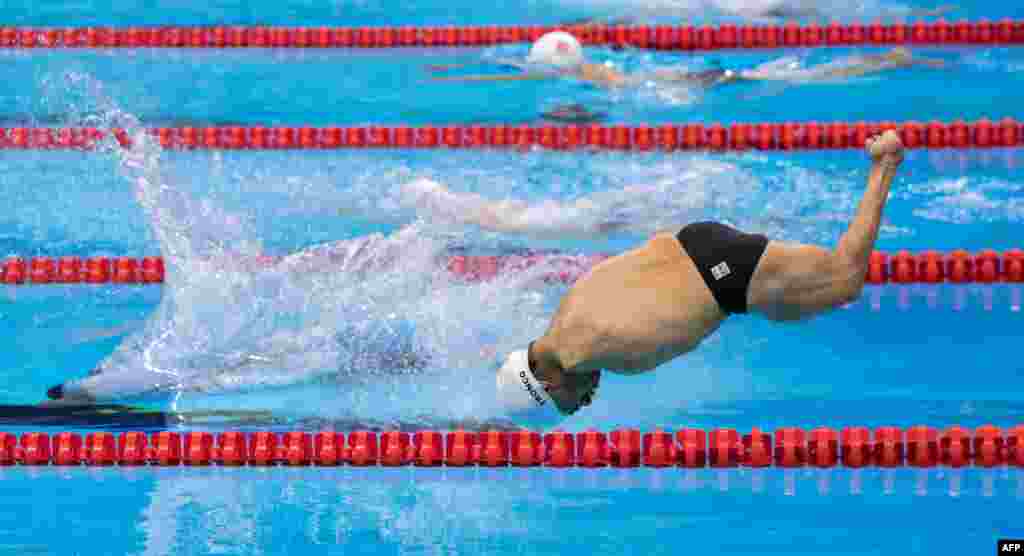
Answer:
[[899, 176, 1024, 224], [58, 116, 579, 425]]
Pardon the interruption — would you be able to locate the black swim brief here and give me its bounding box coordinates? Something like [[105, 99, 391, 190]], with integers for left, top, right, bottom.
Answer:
[[676, 222, 769, 315]]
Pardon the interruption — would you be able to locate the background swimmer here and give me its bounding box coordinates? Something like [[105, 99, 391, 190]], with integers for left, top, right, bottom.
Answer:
[[711, 0, 954, 19], [564, 0, 954, 23], [430, 32, 948, 91], [740, 47, 947, 82]]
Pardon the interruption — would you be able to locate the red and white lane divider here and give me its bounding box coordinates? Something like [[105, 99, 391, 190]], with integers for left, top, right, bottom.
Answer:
[[1, 250, 1023, 286], [0, 20, 1021, 50], [0, 425, 1021, 468], [0, 119, 1022, 151]]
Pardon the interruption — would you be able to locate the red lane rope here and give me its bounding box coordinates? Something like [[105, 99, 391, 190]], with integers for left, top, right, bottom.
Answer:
[[2, 119, 1022, 150], [0, 20, 1022, 50], [2, 250, 1023, 286], [1, 426, 1021, 468]]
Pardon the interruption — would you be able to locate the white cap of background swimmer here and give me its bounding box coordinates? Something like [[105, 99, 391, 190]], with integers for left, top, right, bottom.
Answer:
[[526, 31, 585, 70], [495, 349, 565, 427]]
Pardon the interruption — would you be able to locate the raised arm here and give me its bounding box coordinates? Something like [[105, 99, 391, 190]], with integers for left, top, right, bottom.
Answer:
[[835, 131, 904, 269], [748, 131, 904, 321]]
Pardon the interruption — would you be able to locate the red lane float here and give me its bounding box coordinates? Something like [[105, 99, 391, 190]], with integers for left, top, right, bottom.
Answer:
[[0, 119, 1020, 150], [865, 249, 1024, 285], [0, 21, 1021, 49], [1, 427, 1021, 467], [4, 250, 1024, 286]]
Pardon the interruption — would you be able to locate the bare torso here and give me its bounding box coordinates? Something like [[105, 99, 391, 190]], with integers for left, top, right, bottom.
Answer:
[[577, 63, 629, 87], [538, 232, 725, 375]]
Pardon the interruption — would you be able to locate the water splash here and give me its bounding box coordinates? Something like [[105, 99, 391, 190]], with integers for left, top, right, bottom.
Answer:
[[901, 176, 1024, 224], [56, 105, 576, 426], [66, 129, 858, 426], [41, 68, 906, 427]]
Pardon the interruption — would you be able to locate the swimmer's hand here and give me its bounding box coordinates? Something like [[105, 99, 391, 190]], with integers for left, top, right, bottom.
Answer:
[[866, 130, 904, 166]]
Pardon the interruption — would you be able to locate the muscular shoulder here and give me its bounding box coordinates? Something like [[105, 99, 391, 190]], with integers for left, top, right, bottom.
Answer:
[[753, 240, 836, 284], [642, 232, 687, 260]]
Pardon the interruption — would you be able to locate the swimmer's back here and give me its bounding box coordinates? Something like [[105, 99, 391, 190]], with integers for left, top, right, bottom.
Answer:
[[578, 63, 629, 87], [539, 232, 724, 374]]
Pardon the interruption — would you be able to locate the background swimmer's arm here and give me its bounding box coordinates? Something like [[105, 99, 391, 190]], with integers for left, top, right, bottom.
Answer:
[[756, 5, 821, 18], [751, 3, 953, 19], [467, 199, 628, 237], [910, 4, 955, 17], [426, 58, 531, 74], [400, 179, 627, 238], [908, 55, 948, 69], [815, 64, 875, 80], [815, 51, 947, 80], [562, 16, 637, 26], [429, 73, 555, 83]]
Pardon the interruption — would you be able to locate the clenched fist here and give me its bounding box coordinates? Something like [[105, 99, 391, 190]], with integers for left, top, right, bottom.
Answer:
[[866, 130, 905, 165]]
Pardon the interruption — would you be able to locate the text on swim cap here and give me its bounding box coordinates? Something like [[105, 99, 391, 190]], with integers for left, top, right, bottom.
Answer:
[[520, 370, 547, 407]]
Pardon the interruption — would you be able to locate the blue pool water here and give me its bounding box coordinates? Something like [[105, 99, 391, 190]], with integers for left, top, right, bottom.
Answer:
[[2, 1, 1024, 554]]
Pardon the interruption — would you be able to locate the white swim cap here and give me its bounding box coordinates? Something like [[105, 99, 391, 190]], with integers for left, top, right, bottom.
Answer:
[[527, 31, 584, 70], [495, 349, 565, 428]]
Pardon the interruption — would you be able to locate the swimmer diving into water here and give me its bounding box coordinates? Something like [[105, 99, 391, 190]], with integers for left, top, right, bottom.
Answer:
[[48, 130, 905, 430], [486, 129, 905, 425], [430, 31, 946, 91]]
